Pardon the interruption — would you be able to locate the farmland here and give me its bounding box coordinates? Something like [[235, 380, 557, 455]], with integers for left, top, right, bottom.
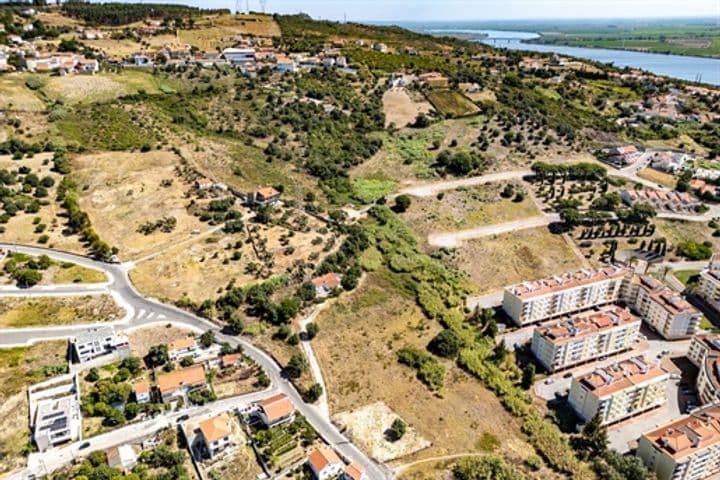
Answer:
[[424, 90, 480, 117]]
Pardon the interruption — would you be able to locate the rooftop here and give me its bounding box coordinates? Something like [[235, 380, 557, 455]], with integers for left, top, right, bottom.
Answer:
[[506, 266, 628, 299], [307, 446, 342, 473], [535, 305, 639, 344], [199, 413, 232, 443], [643, 403, 720, 460], [256, 186, 280, 199], [634, 275, 699, 316], [578, 356, 668, 397], [157, 365, 206, 394], [345, 462, 365, 480], [258, 393, 295, 423], [133, 381, 150, 395], [74, 326, 116, 345], [312, 272, 342, 290], [168, 337, 196, 353]]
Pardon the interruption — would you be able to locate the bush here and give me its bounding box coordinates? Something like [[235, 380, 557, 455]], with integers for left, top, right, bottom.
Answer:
[[428, 329, 461, 358], [25, 77, 45, 90], [388, 418, 407, 442], [393, 194, 412, 213]]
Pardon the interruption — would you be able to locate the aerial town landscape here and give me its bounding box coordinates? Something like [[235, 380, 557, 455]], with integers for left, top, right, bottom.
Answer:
[[0, 0, 719, 479]]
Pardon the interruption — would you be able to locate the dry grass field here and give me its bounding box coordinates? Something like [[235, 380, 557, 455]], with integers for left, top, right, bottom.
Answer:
[[127, 325, 197, 361], [0, 75, 46, 112], [0, 341, 68, 475], [656, 219, 720, 259], [42, 71, 169, 104], [383, 88, 434, 128], [637, 167, 677, 189], [0, 295, 123, 328], [400, 184, 540, 240], [131, 213, 334, 304], [445, 227, 583, 293], [313, 274, 535, 466], [72, 150, 205, 260]]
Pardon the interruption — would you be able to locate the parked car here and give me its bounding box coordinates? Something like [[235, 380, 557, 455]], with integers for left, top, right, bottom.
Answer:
[[563, 372, 572, 378], [78, 442, 91, 450]]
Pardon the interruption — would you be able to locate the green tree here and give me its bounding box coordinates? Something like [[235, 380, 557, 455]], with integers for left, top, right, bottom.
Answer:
[[13, 269, 42, 287], [146, 344, 169, 368], [429, 329, 461, 358], [453, 455, 524, 480], [305, 383, 323, 402], [200, 330, 215, 348], [394, 194, 412, 213], [285, 352, 308, 379], [521, 363, 536, 389], [388, 418, 407, 442], [580, 412, 609, 459], [305, 322, 320, 340]]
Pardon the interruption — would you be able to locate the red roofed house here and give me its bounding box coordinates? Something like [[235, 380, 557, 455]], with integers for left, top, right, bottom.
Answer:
[[248, 186, 281, 207], [257, 393, 295, 427], [220, 353, 242, 368], [167, 337, 198, 361], [199, 413, 233, 458], [133, 381, 151, 404], [307, 446, 344, 480], [312, 273, 342, 298], [343, 463, 367, 480]]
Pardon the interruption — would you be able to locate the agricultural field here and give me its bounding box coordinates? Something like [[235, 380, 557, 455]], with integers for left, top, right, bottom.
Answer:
[[424, 90, 480, 117], [637, 167, 677, 189], [382, 87, 434, 128], [0, 75, 46, 113], [41, 71, 182, 104], [313, 273, 536, 466], [443, 227, 583, 293], [400, 183, 540, 240], [0, 341, 68, 475], [0, 295, 122, 328], [71, 150, 205, 260]]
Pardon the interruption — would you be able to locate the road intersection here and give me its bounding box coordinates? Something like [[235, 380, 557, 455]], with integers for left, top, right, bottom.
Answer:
[[0, 243, 391, 480]]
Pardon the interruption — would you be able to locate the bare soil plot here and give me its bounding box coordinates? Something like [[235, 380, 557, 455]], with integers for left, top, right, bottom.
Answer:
[[0, 153, 84, 252], [444, 227, 582, 294], [335, 402, 431, 462], [0, 295, 122, 328], [637, 167, 677, 189], [401, 183, 539, 240], [0, 75, 45, 112], [383, 88, 433, 128], [0, 341, 67, 475], [72, 150, 205, 260], [127, 325, 196, 361], [313, 274, 535, 465], [424, 90, 479, 117]]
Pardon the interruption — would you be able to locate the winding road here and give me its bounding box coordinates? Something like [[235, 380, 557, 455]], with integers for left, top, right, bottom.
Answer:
[[0, 243, 391, 480]]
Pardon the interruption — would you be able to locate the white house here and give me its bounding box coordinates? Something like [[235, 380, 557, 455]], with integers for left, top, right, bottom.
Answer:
[[257, 393, 295, 427], [307, 446, 344, 480], [72, 326, 129, 363], [106, 445, 137, 473], [167, 337, 199, 361], [199, 413, 233, 458]]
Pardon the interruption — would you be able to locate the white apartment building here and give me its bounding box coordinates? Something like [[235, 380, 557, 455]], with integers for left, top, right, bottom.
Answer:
[[568, 356, 668, 425], [637, 403, 720, 480], [688, 334, 720, 405], [503, 266, 630, 326], [697, 255, 720, 314], [72, 326, 129, 363], [531, 305, 640, 372], [624, 275, 701, 340]]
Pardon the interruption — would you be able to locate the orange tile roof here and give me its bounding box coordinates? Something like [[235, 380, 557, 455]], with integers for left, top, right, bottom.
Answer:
[[644, 404, 720, 460], [258, 393, 294, 423], [133, 381, 150, 394], [307, 446, 342, 473], [578, 356, 668, 397], [221, 353, 242, 366], [256, 186, 280, 199], [535, 306, 639, 345], [157, 365, 206, 394], [312, 272, 341, 289], [345, 462, 364, 480], [199, 413, 232, 443], [168, 337, 196, 353], [508, 266, 629, 299]]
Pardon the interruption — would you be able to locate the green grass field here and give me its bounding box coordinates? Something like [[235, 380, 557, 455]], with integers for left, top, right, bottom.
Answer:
[[425, 90, 480, 118]]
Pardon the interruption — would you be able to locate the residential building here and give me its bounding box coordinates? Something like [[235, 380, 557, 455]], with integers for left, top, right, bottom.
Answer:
[[0, 48, 7, 70], [106, 445, 137, 473], [568, 356, 668, 425], [651, 151, 692, 174], [72, 326, 129, 363], [502, 266, 629, 326], [307, 446, 344, 480], [132, 53, 153, 67], [199, 413, 233, 458], [698, 256, 720, 315], [222, 47, 256, 66], [220, 353, 242, 368], [157, 365, 207, 403], [167, 337, 198, 361], [531, 306, 640, 372], [33, 395, 82, 451], [247, 187, 281, 207], [76, 57, 99, 74], [373, 43, 388, 53], [688, 334, 720, 404], [133, 381, 151, 404], [418, 71, 449, 88], [312, 272, 342, 298], [606, 145, 641, 166], [637, 402, 720, 480], [257, 393, 295, 427], [621, 188, 700, 214], [343, 463, 367, 480], [274, 55, 297, 73], [689, 178, 718, 198], [82, 29, 104, 40], [623, 275, 701, 340], [694, 168, 720, 182]]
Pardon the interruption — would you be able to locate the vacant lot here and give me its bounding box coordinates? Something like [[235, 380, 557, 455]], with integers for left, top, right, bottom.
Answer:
[[425, 90, 479, 117], [383, 88, 434, 128], [401, 184, 539, 240], [637, 167, 677, 188], [0, 341, 67, 475], [0, 253, 106, 285], [131, 213, 334, 304], [0, 75, 45, 112], [72, 150, 205, 260], [43, 71, 173, 104], [127, 325, 196, 361], [445, 227, 582, 293], [0, 295, 123, 328], [656, 219, 720, 258], [314, 274, 534, 466]]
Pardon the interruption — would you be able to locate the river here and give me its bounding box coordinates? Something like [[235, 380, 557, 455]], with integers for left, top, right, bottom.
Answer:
[[407, 26, 720, 86]]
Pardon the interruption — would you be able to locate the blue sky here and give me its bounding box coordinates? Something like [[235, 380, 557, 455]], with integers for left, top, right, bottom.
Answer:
[[235, 0, 719, 21]]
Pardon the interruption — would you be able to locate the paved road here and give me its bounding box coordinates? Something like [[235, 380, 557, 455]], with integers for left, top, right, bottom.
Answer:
[[428, 214, 560, 248], [19, 389, 273, 479], [399, 170, 533, 198], [0, 244, 391, 480]]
